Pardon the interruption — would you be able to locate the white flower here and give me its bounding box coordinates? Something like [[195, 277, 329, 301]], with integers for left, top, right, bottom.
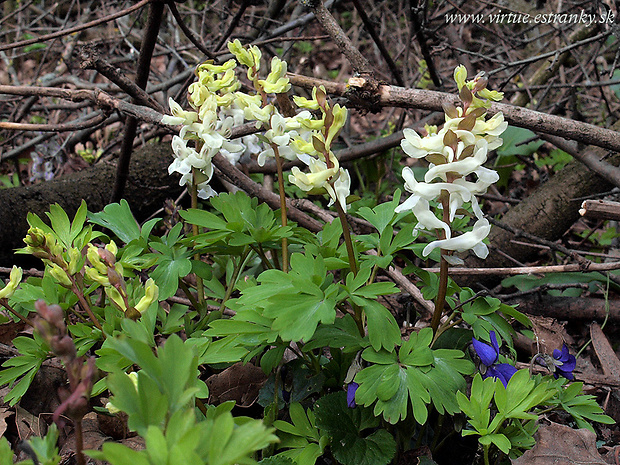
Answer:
[[401, 128, 444, 158], [161, 97, 199, 126], [257, 113, 301, 166], [289, 156, 338, 192], [326, 168, 351, 211], [422, 218, 491, 259]]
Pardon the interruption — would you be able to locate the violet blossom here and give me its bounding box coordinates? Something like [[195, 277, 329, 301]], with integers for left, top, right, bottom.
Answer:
[[471, 331, 517, 387]]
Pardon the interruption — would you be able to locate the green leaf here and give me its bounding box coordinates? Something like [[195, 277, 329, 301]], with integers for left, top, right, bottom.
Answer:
[[314, 392, 396, 465], [0, 334, 48, 406], [180, 208, 228, 230], [356, 299, 400, 352], [89, 200, 142, 244], [480, 433, 511, 454], [26, 424, 60, 465], [88, 443, 150, 465], [107, 371, 168, 436], [302, 314, 367, 353], [356, 192, 400, 235], [496, 126, 543, 157]]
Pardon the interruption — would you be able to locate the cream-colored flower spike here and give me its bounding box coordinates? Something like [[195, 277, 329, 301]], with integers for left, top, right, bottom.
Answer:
[[397, 65, 506, 260]]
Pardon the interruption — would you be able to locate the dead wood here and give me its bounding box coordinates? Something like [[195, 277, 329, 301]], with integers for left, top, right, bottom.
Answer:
[[507, 295, 620, 323], [0, 144, 180, 267]]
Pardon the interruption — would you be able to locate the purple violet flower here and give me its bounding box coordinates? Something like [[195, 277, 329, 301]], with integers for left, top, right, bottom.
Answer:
[[471, 331, 517, 387], [347, 382, 359, 408], [552, 345, 576, 380], [535, 344, 577, 380]]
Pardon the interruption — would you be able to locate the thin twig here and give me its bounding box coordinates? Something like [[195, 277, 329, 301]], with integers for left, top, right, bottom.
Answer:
[[309, 0, 373, 75], [351, 0, 405, 86], [167, 1, 215, 59], [111, 0, 165, 203], [423, 261, 620, 276], [0, 0, 152, 53]]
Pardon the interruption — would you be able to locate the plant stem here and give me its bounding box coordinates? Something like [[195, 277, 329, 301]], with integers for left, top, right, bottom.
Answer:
[[430, 195, 451, 334], [190, 168, 205, 308], [334, 199, 365, 336], [71, 281, 103, 332], [272, 145, 289, 273], [335, 199, 358, 276], [75, 418, 85, 465], [483, 444, 490, 465], [218, 248, 251, 313], [0, 299, 31, 326], [178, 278, 200, 310]]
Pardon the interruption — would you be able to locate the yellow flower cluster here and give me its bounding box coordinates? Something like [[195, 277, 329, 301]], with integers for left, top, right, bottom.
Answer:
[[162, 41, 351, 210]]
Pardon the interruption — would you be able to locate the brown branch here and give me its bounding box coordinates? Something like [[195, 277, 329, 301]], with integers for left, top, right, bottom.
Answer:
[[166, 1, 215, 59], [366, 250, 434, 318], [111, 0, 166, 203], [351, 0, 405, 87], [487, 216, 589, 266], [408, 0, 442, 87], [0, 0, 152, 53], [542, 133, 620, 189], [579, 200, 620, 221], [0, 85, 166, 126], [308, 0, 373, 76], [287, 73, 620, 153], [214, 0, 251, 52], [0, 112, 108, 132], [423, 261, 620, 276], [79, 47, 165, 113]]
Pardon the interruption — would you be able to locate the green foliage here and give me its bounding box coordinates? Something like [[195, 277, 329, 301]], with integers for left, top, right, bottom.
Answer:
[[314, 392, 396, 465], [545, 379, 615, 431], [0, 170, 610, 465], [457, 371, 555, 457], [90, 407, 278, 465], [355, 328, 474, 424], [103, 334, 208, 435], [26, 424, 61, 465], [0, 333, 49, 405], [272, 403, 327, 465]]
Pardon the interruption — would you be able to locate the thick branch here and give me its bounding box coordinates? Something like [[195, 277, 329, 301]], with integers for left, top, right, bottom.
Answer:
[[287, 74, 620, 153]]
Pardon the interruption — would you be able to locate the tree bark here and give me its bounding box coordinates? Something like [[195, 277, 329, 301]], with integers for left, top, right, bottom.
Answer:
[[0, 144, 179, 267]]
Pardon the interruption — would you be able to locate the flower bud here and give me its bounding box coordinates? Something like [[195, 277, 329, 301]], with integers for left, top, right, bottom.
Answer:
[[134, 279, 159, 314], [52, 335, 77, 361], [67, 247, 84, 276], [35, 299, 65, 328], [87, 244, 107, 275], [48, 263, 72, 288], [0, 266, 22, 299]]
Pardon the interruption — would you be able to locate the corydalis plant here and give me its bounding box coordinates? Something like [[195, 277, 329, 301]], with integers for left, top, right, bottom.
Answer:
[[396, 65, 507, 261], [396, 65, 507, 332]]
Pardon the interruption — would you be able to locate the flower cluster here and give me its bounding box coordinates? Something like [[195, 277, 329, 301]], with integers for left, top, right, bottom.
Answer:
[[396, 65, 507, 261], [472, 331, 517, 387], [162, 40, 351, 210], [289, 86, 350, 211], [86, 241, 158, 319]]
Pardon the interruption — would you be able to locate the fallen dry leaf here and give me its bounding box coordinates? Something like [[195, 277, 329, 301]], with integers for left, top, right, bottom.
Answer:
[[590, 323, 620, 379], [206, 362, 267, 407], [512, 422, 607, 464], [529, 315, 573, 356]]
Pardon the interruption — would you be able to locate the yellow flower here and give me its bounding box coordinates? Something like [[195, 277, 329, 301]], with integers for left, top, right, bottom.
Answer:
[[134, 279, 159, 314], [258, 57, 291, 94], [0, 266, 22, 299]]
